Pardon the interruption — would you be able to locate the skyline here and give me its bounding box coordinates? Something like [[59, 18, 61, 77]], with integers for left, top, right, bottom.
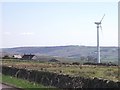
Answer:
[[1, 2, 118, 48]]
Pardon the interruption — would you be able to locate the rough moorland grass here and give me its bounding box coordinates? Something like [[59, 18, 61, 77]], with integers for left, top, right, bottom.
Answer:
[[2, 59, 119, 82], [1, 74, 56, 90]]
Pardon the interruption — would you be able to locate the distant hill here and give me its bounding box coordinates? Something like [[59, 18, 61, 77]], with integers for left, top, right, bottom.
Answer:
[[1, 45, 118, 63]]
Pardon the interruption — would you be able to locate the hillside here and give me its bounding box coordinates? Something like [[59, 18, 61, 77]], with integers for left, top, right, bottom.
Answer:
[[1, 45, 118, 63]]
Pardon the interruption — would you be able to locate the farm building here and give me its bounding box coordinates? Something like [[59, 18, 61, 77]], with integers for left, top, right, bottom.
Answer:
[[22, 54, 35, 60], [49, 59, 60, 62], [13, 54, 22, 59]]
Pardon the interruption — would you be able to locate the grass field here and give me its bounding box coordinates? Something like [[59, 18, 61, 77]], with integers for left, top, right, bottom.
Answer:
[[2, 59, 119, 82], [1, 74, 56, 90]]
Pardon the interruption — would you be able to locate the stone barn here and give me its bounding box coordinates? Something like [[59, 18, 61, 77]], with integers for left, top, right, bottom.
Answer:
[[22, 54, 35, 60], [49, 58, 60, 62]]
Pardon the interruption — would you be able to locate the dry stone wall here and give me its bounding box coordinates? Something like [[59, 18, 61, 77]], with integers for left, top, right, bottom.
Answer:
[[2, 66, 120, 89]]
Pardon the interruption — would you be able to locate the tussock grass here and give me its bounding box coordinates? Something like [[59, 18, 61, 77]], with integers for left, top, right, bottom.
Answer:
[[2, 59, 119, 82]]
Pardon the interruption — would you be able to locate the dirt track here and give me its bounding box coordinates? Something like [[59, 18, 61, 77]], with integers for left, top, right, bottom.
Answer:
[[0, 83, 23, 90]]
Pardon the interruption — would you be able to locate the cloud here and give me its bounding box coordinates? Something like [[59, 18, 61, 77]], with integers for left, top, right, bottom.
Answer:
[[20, 32, 34, 35], [3, 32, 35, 36], [3, 32, 11, 35]]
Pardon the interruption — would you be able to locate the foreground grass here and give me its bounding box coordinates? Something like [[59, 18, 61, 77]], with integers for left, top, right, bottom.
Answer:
[[1, 74, 56, 90]]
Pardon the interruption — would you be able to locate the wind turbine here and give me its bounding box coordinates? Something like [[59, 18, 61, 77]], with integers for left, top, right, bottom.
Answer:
[[94, 14, 105, 63]]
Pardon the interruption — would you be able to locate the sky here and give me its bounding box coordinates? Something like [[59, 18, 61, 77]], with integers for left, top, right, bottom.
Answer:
[[0, 0, 118, 48]]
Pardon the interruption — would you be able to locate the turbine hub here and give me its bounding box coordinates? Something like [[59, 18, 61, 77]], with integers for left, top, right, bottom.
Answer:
[[95, 22, 101, 25]]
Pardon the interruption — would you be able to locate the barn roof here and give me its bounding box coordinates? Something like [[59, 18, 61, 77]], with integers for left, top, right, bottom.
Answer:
[[22, 54, 35, 60], [13, 54, 22, 59]]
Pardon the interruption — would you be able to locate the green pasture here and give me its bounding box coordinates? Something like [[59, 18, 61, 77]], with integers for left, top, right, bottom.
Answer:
[[1, 74, 56, 90]]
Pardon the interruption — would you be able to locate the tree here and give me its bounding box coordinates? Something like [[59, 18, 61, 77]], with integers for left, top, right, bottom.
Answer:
[[2, 55, 10, 59]]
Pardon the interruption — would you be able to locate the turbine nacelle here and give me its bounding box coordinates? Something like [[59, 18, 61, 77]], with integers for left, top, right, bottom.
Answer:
[[94, 22, 101, 25]]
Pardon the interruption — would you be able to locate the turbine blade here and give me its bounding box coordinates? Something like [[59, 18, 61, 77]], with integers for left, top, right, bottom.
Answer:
[[100, 14, 105, 23], [100, 25, 102, 31], [100, 25, 103, 37]]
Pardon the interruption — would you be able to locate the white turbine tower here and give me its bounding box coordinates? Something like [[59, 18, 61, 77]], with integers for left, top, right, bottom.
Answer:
[[95, 14, 105, 63]]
